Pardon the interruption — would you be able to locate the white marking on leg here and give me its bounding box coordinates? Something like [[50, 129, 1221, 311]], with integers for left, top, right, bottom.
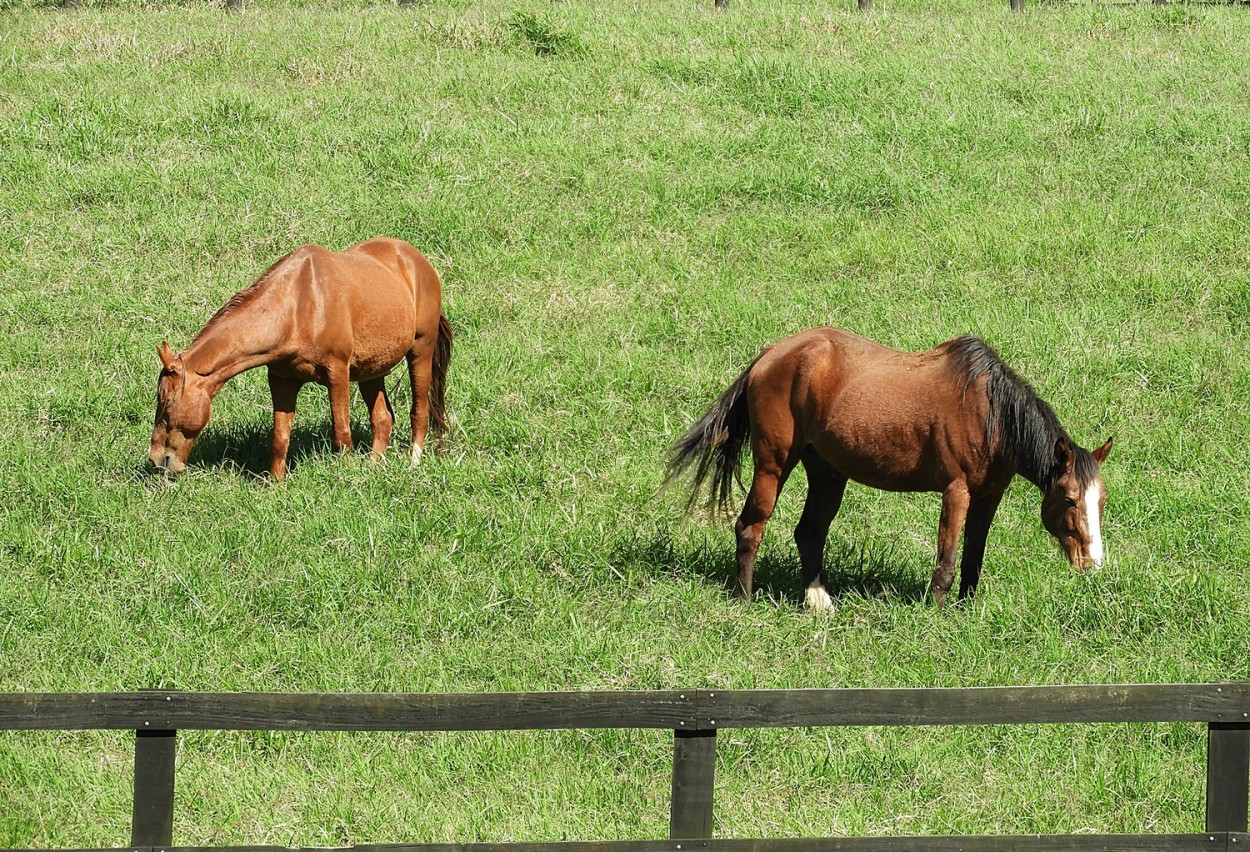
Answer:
[[411, 443, 423, 467], [804, 578, 834, 610], [1085, 481, 1103, 567]]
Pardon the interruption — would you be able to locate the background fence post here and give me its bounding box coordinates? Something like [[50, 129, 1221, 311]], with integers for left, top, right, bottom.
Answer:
[[1207, 722, 1250, 832], [858, 0, 872, 10], [1011, 0, 1025, 11], [670, 729, 716, 839], [132, 729, 177, 847]]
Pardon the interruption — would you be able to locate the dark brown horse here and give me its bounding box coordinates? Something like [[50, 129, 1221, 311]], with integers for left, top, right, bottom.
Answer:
[[666, 328, 1112, 608], [150, 237, 451, 479]]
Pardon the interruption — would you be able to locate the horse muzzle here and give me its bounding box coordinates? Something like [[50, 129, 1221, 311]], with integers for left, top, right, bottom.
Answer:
[[1062, 538, 1098, 572], [1069, 549, 1100, 572], [150, 450, 186, 475]]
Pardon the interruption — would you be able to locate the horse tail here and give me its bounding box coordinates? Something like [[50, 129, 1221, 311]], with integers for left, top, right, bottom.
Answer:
[[664, 357, 759, 514], [428, 312, 453, 434]]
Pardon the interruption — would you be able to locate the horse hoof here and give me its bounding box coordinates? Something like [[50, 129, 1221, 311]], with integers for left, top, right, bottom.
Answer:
[[804, 582, 835, 610]]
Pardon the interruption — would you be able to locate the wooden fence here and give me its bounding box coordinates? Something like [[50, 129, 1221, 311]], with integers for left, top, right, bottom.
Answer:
[[2, 683, 1248, 851]]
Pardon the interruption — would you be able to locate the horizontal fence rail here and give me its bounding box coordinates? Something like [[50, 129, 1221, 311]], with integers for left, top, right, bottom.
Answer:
[[5, 682, 1249, 731], [0, 689, 696, 731], [2, 683, 1247, 852]]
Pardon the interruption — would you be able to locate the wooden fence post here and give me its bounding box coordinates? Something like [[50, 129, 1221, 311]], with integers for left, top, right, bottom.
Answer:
[[1011, 0, 1025, 11], [858, 0, 872, 10], [1207, 722, 1250, 832], [132, 729, 177, 847], [669, 729, 716, 839]]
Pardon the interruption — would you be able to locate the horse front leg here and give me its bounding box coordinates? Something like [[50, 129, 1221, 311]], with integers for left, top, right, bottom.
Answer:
[[958, 490, 1005, 600], [795, 450, 848, 610], [930, 480, 971, 609], [325, 365, 353, 455], [268, 374, 301, 480], [358, 377, 395, 460]]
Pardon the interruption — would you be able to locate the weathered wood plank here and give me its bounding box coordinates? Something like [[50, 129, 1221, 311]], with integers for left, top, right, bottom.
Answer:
[[131, 730, 176, 846], [698, 684, 1250, 729], [3, 685, 1246, 732], [670, 729, 717, 839], [21, 835, 1233, 852], [2, 684, 1247, 733], [1207, 723, 1250, 832], [0, 691, 694, 732]]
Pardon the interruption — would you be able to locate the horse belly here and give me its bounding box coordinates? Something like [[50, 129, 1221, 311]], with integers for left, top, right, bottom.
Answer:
[[817, 437, 942, 492], [811, 389, 946, 492], [346, 292, 417, 381]]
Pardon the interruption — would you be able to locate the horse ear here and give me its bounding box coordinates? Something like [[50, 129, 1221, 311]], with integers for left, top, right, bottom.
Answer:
[[1055, 438, 1075, 474], [157, 342, 178, 371], [1092, 436, 1113, 466]]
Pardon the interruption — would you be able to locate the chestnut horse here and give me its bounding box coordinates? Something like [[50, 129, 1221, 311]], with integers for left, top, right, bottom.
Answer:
[[666, 328, 1112, 609], [150, 237, 451, 479]]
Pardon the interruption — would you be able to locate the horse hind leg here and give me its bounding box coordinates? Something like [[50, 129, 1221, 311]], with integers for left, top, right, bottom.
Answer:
[[406, 342, 434, 466], [358, 377, 395, 460], [795, 450, 847, 610], [733, 443, 799, 601]]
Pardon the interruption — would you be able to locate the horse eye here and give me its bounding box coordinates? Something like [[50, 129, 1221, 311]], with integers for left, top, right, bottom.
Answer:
[[1064, 496, 1077, 509]]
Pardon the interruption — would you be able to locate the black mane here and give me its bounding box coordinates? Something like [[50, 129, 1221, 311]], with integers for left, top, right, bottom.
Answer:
[[947, 335, 1097, 489]]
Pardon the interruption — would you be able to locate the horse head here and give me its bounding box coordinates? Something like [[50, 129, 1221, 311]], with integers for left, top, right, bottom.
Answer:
[[1040, 437, 1113, 570], [149, 342, 213, 475]]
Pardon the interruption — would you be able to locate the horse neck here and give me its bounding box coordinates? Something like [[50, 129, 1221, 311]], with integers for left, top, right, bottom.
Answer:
[[180, 296, 287, 390], [991, 410, 1068, 493]]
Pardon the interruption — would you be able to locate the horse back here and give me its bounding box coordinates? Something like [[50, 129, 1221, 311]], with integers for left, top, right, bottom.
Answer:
[[271, 239, 440, 379], [747, 328, 993, 492], [345, 237, 442, 305]]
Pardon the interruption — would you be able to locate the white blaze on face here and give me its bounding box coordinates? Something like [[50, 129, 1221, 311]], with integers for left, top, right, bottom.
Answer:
[[1085, 480, 1104, 567]]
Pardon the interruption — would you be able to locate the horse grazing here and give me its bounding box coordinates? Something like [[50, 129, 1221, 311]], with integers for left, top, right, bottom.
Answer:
[[149, 237, 451, 480], [666, 327, 1112, 609]]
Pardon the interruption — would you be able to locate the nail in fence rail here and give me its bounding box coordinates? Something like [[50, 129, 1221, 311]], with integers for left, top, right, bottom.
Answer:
[[0, 683, 1246, 850]]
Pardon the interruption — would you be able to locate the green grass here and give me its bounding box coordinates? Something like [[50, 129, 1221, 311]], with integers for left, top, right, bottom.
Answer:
[[1, 0, 1248, 845]]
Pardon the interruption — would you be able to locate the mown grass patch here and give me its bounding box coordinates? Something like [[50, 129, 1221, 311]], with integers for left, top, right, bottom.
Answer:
[[1, 0, 1248, 845]]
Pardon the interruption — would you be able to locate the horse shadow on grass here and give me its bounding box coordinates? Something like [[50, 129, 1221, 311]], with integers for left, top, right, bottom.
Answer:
[[139, 418, 383, 481], [613, 529, 930, 606]]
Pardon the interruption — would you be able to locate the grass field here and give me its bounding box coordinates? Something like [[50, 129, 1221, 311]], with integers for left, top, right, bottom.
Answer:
[[1, 0, 1249, 845]]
